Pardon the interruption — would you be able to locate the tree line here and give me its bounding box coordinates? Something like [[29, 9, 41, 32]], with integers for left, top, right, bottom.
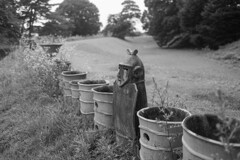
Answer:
[[0, 0, 101, 45], [143, 0, 240, 49]]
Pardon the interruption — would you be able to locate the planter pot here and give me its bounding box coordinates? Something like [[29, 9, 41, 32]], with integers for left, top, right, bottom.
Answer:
[[63, 80, 71, 97], [61, 71, 87, 97], [182, 114, 240, 160], [70, 80, 81, 99], [78, 80, 109, 117], [92, 85, 113, 130], [61, 71, 87, 82], [137, 107, 191, 160]]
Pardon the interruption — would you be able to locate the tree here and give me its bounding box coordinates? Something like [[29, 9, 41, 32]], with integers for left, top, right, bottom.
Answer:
[[103, 0, 141, 39], [145, 0, 182, 46], [0, 0, 21, 45], [56, 0, 101, 36], [39, 12, 74, 36], [197, 0, 240, 48], [141, 10, 150, 31], [18, 0, 51, 38], [121, 0, 141, 20], [178, 0, 208, 33]]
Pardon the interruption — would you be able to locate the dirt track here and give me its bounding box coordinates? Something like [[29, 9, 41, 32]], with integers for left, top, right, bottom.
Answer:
[[62, 36, 240, 118]]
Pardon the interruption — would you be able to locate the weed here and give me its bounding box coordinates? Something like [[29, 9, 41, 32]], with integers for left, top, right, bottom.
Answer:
[[214, 89, 240, 160], [151, 77, 188, 160]]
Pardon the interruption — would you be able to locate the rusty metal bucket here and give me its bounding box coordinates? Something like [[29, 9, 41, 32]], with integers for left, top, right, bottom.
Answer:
[[78, 80, 109, 118], [137, 107, 191, 160], [61, 71, 87, 97], [182, 114, 240, 160], [92, 85, 113, 130]]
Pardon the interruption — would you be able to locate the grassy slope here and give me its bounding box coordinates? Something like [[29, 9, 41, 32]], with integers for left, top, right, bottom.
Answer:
[[211, 39, 240, 66]]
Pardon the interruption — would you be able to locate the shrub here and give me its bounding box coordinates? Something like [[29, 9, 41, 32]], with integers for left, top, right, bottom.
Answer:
[[22, 46, 70, 98]]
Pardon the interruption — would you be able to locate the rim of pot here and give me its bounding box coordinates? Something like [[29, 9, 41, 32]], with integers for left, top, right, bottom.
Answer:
[[92, 85, 113, 95], [61, 71, 87, 76], [40, 43, 62, 45], [78, 80, 109, 86], [137, 107, 191, 124], [182, 114, 240, 147], [70, 80, 84, 85]]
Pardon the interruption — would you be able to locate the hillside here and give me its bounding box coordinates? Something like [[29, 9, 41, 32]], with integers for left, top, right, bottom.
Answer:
[[211, 39, 240, 67]]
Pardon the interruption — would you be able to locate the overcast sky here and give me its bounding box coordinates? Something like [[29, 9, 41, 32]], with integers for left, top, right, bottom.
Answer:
[[49, 0, 147, 27]]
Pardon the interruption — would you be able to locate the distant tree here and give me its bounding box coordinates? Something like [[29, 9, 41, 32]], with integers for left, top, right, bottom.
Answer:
[[18, 0, 51, 38], [103, 0, 141, 39], [141, 10, 150, 31], [121, 0, 141, 19], [56, 0, 101, 36], [0, 0, 21, 45], [39, 12, 74, 36]]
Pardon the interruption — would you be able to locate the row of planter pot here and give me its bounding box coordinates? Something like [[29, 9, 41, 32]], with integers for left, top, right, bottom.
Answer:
[[59, 71, 240, 160], [60, 71, 114, 130]]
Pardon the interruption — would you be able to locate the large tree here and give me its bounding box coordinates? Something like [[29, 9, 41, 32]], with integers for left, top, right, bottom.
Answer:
[[39, 12, 73, 36], [145, 0, 181, 46], [56, 0, 101, 36], [121, 0, 141, 19]]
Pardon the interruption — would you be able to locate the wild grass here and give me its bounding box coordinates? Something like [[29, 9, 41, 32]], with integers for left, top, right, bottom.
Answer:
[[0, 48, 133, 159]]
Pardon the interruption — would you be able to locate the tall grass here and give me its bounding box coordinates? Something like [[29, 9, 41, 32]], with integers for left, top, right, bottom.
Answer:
[[0, 47, 133, 159]]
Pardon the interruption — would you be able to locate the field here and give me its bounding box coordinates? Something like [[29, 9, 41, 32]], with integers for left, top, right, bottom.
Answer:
[[0, 35, 240, 159]]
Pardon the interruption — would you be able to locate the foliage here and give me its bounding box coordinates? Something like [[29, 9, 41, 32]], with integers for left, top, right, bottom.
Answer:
[[55, 0, 101, 36], [145, 0, 182, 47], [197, 0, 240, 49], [214, 90, 240, 160], [0, 0, 21, 45], [18, 0, 51, 37], [103, 0, 141, 40], [39, 21, 72, 37], [141, 10, 150, 31], [178, 0, 208, 33], [121, 0, 141, 20], [145, 0, 240, 49], [22, 46, 70, 98]]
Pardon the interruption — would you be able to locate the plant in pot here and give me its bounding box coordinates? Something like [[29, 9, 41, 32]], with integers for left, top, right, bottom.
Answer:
[[137, 78, 191, 160], [182, 90, 240, 160]]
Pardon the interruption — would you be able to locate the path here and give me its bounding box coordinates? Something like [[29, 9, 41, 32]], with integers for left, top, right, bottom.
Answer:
[[62, 36, 240, 118]]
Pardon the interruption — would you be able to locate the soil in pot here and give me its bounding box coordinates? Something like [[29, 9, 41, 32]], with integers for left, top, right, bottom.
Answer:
[[79, 80, 107, 85], [64, 71, 83, 75], [139, 107, 188, 122], [93, 85, 113, 93], [185, 114, 240, 143]]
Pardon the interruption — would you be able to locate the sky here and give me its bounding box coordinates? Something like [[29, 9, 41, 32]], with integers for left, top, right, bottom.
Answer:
[[49, 0, 147, 28]]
